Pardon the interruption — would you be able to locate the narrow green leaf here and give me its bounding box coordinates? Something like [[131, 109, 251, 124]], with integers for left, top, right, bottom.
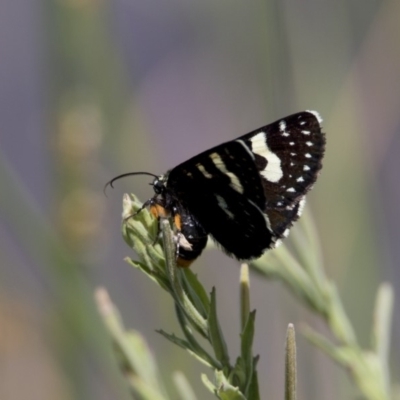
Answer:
[[246, 358, 260, 400], [302, 325, 354, 366], [173, 371, 198, 400], [371, 283, 394, 398], [240, 310, 256, 396], [201, 373, 218, 394], [371, 283, 394, 367], [215, 371, 247, 400], [125, 332, 165, 391], [251, 247, 327, 315], [175, 305, 221, 369], [291, 207, 326, 287], [124, 257, 171, 291], [182, 268, 211, 316], [157, 329, 192, 351], [208, 287, 231, 370], [241, 310, 256, 367], [326, 283, 357, 346], [128, 376, 169, 400], [161, 219, 209, 337], [95, 289, 169, 399], [157, 329, 216, 368], [230, 357, 246, 391], [218, 387, 247, 400]]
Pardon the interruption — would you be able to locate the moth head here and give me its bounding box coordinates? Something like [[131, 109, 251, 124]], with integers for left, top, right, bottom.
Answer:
[[152, 175, 167, 195]]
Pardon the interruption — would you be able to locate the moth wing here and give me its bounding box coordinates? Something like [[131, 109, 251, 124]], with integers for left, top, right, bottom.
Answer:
[[238, 111, 325, 238], [167, 111, 325, 259], [167, 141, 274, 260]]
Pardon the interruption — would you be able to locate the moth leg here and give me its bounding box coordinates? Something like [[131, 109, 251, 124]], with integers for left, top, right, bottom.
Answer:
[[150, 219, 161, 246], [123, 198, 154, 222]]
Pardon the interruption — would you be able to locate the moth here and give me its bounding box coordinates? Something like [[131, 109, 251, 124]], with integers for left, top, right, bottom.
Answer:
[[106, 111, 325, 266]]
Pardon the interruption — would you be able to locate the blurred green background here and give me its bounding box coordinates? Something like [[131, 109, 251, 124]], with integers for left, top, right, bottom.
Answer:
[[1, 0, 399, 399]]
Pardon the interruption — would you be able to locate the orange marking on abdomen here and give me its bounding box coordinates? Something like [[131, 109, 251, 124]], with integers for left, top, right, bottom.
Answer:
[[150, 204, 168, 218], [174, 214, 182, 231], [177, 257, 194, 268]]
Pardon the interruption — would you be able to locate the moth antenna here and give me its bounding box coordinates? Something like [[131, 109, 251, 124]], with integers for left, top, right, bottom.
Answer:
[[103, 172, 159, 196]]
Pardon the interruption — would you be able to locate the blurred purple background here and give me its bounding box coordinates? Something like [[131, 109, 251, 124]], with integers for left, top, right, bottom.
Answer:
[[1, 0, 399, 399]]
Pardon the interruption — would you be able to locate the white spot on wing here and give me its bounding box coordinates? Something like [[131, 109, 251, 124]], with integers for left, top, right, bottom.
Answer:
[[279, 121, 290, 136], [297, 198, 306, 217], [209, 153, 244, 193], [196, 163, 212, 179], [296, 177, 304, 182], [303, 165, 310, 171], [235, 139, 255, 160], [302, 130, 311, 135], [306, 110, 323, 123], [305, 153, 312, 158], [282, 228, 290, 238], [248, 199, 272, 232], [306, 141, 313, 146], [250, 132, 283, 183], [287, 187, 296, 192], [215, 194, 235, 219]]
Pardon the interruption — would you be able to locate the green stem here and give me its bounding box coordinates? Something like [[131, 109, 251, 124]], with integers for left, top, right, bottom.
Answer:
[[285, 324, 297, 400]]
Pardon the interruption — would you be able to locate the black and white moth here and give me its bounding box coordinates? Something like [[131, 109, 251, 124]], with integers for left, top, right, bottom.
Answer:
[[107, 111, 325, 267]]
